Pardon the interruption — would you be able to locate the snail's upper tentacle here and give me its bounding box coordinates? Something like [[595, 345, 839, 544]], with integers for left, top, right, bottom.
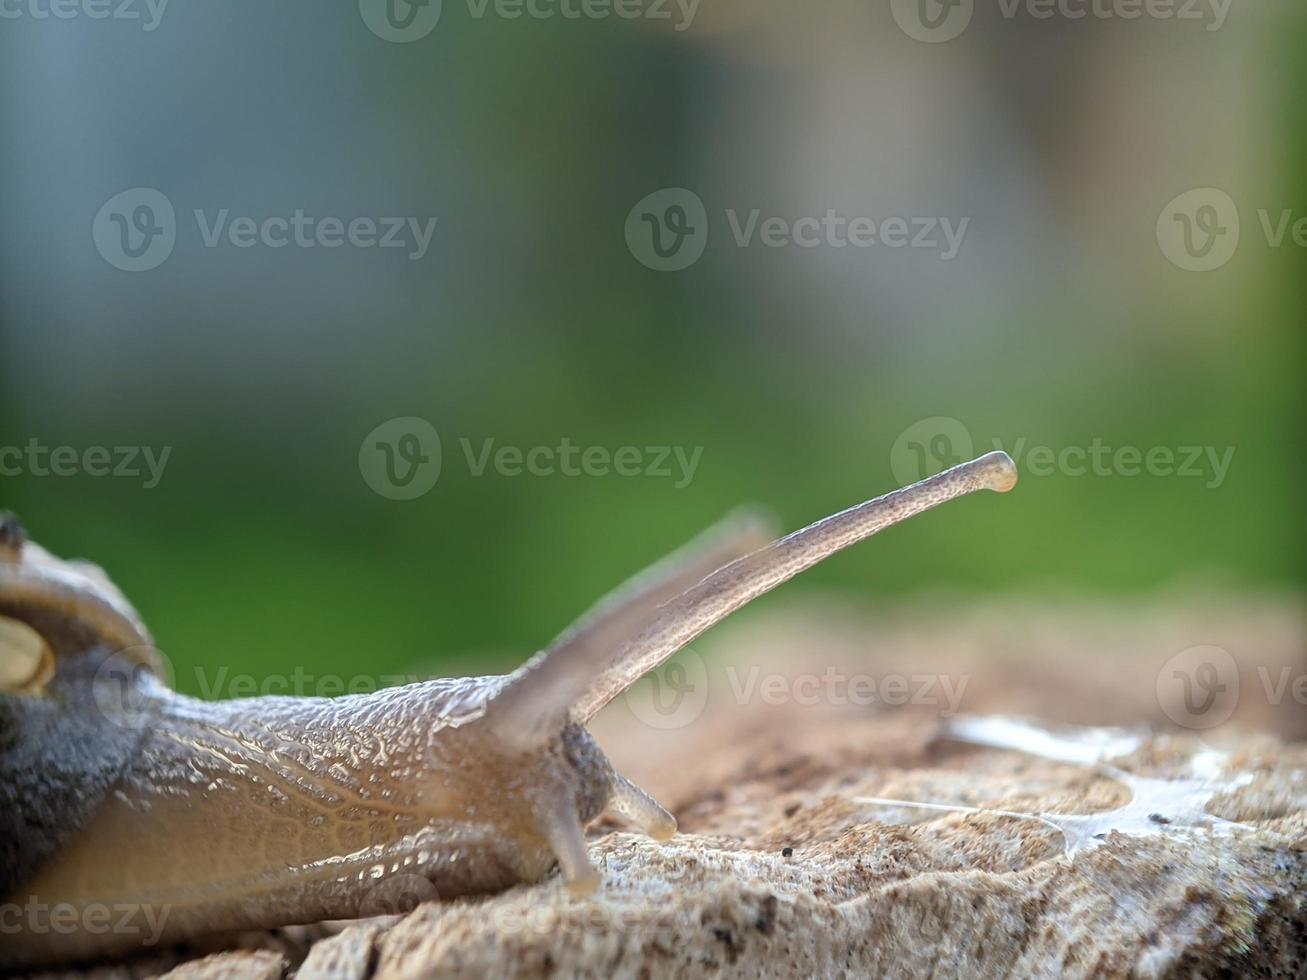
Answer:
[[486, 509, 774, 750], [489, 452, 1017, 744]]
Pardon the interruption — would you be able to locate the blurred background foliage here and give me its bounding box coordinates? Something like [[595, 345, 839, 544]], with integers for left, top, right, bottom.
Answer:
[[1, 0, 1303, 694]]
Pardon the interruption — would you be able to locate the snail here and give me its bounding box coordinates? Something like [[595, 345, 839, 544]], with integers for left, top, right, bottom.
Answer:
[[0, 451, 1016, 969]]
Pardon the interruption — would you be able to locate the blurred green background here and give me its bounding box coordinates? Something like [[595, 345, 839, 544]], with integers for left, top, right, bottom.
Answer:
[[0, 0, 1302, 695]]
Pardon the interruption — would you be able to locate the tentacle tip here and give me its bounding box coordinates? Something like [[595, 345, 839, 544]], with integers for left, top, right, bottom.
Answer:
[[975, 450, 1018, 493], [608, 773, 678, 841], [721, 506, 781, 550], [648, 817, 677, 842]]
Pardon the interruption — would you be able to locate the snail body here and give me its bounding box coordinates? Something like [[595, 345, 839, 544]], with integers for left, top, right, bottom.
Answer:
[[0, 452, 1017, 969]]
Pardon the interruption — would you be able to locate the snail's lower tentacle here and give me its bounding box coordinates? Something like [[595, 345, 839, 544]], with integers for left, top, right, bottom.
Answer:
[[537, 798, 601, 896], [606, 772, 676, 841]]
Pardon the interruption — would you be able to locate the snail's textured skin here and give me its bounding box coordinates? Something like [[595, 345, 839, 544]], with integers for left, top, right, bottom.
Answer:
[[2, 645, 613, 967]]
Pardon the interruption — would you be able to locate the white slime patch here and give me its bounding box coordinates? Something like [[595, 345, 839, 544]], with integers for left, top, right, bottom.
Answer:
[[856, 715, 1254, 857]]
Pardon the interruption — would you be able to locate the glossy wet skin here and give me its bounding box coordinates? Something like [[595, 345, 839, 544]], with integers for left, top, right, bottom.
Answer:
[[9, 649, 614, 963], [0, 453, 1016, 969]]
